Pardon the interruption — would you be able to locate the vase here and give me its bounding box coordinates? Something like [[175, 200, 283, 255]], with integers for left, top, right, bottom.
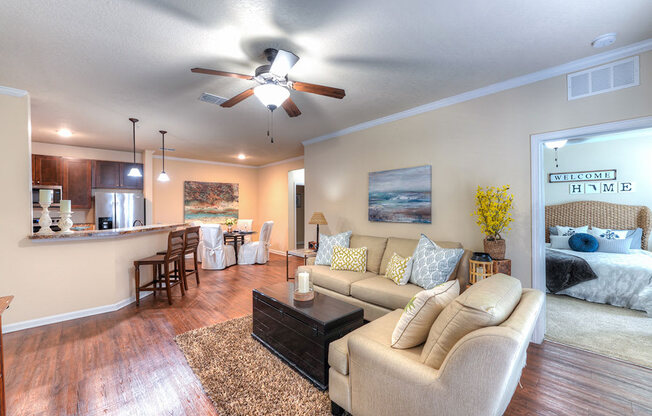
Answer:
[[227, 225, 233, 233], [483, 238, 506, 260]]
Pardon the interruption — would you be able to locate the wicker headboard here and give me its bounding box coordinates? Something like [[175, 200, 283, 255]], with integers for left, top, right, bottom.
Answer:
[[545, 201, 652, 250]]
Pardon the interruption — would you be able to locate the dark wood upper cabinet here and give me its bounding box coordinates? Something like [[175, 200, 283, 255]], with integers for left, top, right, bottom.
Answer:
[[32, 155, 62, 185], [92, 160, 121, 189], [120, 163, 144, 189], [62, 159, 92, 209]]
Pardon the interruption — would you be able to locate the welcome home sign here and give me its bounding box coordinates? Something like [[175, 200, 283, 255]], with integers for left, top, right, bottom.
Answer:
[[548, 169, 616, 183]]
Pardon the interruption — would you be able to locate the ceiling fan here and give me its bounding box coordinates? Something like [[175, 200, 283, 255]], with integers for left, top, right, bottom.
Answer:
[[191, 48, 346, 118]]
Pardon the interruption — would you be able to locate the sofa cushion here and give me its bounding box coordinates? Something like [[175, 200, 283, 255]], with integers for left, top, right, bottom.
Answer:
[[379, 237, 419, 275], [301, 265, 375, 296], [420, 274, 522, 369], [350, 235, 387, 273], [391, 280, 459, 349], [351, 277, 422, 310], [328, 309, 423, 375]]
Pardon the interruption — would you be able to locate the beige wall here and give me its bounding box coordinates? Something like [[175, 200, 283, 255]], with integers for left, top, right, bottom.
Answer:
[[0, 93, 169, 328], [31, 141, 143, 163], [258, 159, 305, 252], [304, 52, 652, 288]]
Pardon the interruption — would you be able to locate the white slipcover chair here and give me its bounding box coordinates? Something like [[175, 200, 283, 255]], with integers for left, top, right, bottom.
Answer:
[[201, 224, 236, 270], [236, 219, 254, 242], [187, 221, 204, 262], [238, 221, 274, 265]]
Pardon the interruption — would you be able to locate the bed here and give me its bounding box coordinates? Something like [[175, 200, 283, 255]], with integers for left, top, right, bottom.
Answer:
[[545, 201, 652, 315]]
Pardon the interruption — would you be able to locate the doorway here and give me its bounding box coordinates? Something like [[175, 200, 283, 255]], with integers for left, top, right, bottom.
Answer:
[[288, 168, 305, 250]]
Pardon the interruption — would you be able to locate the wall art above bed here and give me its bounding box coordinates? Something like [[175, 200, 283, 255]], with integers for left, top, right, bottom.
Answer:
[[368, 165, 431, 224]]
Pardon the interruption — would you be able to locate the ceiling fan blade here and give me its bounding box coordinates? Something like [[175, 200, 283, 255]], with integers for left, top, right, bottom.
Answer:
[[281, 98, 301, 118], [269, 49, 299, 78], [290, 81, 345, 99], [191, 68, 253, 80], [220, 88, 255, 108]]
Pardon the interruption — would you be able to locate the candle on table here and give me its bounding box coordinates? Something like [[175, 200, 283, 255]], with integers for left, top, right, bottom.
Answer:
[[39, 189, 53, 205], [297, 272, 310, 293], [60, 200, 71, 213]]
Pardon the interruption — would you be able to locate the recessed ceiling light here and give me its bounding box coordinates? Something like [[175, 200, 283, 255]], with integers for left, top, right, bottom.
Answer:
[[237, 154, 246, 160], [57, 128, 72, 138], [591, 33, 617, 49]]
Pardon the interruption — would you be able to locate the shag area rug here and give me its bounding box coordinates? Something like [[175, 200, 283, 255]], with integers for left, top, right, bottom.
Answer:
[[175, 315, 332, 416], [546, 294, 652, 368]]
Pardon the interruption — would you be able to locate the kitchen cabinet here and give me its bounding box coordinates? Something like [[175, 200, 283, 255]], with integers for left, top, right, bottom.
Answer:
[[92, 160, 121, 188], [120, 163, 144, 189], [32, 155, 62, 185], [63, 159, 92, 209]]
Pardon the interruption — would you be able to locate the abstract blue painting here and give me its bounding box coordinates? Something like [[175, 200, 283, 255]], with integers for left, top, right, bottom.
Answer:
[[368, 165, 431, 223]]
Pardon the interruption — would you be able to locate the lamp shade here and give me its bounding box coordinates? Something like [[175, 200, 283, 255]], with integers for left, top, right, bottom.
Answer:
[[254, 83, 290, 109], [127, 166, 142, 177], [309, 212, 327, 225]]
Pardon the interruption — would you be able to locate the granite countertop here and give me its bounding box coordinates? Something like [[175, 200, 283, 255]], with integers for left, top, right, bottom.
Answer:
[[29, 223, 187, 241]]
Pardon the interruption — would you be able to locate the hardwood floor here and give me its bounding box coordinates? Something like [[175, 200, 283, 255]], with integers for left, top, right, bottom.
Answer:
[[4, 254, 651, 415]]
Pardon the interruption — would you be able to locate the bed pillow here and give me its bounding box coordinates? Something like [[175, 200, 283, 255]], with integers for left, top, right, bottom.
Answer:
[[590, 227, 643, 249], [596, 236, 633, 254], [409, 234, 464, 290], [550, 235, 571, 250], [315, 231, 352, 266], [589, 227, 629, 240], [555, 225, 589, 236], [568, 233, 599, 252]]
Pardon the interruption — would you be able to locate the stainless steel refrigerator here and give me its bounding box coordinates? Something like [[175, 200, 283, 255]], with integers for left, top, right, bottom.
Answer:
[[95, 191, 145, 230]]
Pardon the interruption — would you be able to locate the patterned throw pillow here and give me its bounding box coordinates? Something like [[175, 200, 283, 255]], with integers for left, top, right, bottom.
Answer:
[[409, 234, 464, 290], [330, 245, 368, 272], [555, 225, 589, 237], [315, 231, 352, 266], [385, 253, 413, 285], [391, 280, 460, 349], [589, 227, 629, 240]]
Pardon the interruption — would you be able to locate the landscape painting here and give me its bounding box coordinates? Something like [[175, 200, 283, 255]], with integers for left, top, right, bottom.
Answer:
[[368, 165, 431, 223], [184, 181, 239, 224]]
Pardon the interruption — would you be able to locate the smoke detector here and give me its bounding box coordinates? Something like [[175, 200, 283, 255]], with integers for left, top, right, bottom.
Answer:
[[591, 33, 617, 49]]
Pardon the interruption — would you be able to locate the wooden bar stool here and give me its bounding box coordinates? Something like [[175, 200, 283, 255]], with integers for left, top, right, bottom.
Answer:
[[157, 226, 200, 290], [134, 229, 186, 305]]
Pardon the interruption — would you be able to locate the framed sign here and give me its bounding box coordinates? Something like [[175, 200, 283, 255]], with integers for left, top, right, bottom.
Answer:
[[549, 169, 616, 183]]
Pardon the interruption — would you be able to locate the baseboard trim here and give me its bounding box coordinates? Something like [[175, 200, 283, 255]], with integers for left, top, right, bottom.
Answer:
[[2, 292, 153, 334], [269, 249, 287, 256]]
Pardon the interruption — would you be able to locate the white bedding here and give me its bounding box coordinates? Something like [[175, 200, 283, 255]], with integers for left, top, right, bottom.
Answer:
[[550, 248, 652, 316]]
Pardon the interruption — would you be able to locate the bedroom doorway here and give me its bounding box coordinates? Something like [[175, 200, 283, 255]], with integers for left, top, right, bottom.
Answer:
[[531, 116, 652, 368]]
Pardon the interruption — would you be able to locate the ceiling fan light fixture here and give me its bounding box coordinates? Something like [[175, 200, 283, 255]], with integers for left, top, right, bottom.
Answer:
[[254, 83, 290, 110], [544, 139, 568, 149]]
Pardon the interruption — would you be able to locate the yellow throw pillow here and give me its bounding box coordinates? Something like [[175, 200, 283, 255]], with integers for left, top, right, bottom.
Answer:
[[384, 252, 413, 285], [330, 245, 368, 273], [391, 280, 460, 349]]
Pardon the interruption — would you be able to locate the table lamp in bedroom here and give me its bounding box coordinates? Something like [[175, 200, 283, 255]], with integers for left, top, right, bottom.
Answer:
[[309, 212, 327, 250]]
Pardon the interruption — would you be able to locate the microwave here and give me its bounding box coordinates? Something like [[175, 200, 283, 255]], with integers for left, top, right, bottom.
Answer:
[[32, 185, 62, 207]]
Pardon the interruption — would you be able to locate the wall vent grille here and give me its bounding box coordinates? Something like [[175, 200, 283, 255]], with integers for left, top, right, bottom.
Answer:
[[568, 56, 639, 100], [199, 93, 227, 105]]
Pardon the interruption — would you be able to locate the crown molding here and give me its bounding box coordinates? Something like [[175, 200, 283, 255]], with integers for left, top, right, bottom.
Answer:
[[0, 85, 28, 97], [153, 154, 304, 169], [303, 38, 652, 146]]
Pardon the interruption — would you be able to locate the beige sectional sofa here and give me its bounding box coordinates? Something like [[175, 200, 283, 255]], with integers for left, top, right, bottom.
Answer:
[[299, 234, 472, 321]]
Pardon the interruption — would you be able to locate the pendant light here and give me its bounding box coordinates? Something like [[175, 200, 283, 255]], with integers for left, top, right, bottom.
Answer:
[[127, 118, 142, 177], [157, 130, 170, 182]]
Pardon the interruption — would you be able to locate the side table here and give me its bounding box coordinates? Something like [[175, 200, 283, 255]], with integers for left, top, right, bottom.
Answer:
[[286, 249, 317, 281]]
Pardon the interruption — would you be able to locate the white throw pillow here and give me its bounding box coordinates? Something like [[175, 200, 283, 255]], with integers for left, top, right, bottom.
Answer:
[[550, 235, 572, 250], [590, 227, 629, 240], [315, 231, 352, 266], [409, 234, 464, 290], [596, 236, 632, 254], [391, 280, 460, 349], [555, 225, 589, 237]]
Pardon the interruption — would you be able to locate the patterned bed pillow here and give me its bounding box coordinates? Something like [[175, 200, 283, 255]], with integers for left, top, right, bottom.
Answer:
[[409, 234, 464, 290], [315, 231, 352, 266], [384, 253, 413, 285], [555, 225, 589, 236], [391, 280, 459, 349], [590, 227, 629, 240], [330, 246, 367, 272]]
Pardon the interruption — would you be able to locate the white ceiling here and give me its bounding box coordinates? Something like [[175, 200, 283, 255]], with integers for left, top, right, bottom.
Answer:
[[1, 0, 651, 166]]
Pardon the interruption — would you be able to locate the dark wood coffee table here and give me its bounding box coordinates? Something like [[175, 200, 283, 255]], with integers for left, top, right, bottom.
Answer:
[[252, 282, 364, 390]]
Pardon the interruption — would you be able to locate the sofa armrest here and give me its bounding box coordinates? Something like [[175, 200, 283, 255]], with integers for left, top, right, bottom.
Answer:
[[306, 257, 315, 266]]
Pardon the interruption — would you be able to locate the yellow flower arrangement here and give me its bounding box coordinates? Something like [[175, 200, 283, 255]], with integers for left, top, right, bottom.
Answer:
[[472, 185, 514, 240]]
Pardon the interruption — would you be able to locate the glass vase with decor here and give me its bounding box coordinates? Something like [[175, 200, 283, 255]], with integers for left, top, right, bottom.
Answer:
[[224, 217, 237, 233], [472, 185, 514, 260]]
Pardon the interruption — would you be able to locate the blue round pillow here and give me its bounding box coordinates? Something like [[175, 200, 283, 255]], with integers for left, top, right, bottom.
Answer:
[[568, 233, 598, 252]]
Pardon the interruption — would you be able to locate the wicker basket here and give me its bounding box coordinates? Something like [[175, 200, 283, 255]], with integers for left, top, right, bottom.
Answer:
[[483, 238, 506, 260]]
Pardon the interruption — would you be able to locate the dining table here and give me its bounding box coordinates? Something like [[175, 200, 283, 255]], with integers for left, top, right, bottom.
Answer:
[[223, 231, 257, 264]]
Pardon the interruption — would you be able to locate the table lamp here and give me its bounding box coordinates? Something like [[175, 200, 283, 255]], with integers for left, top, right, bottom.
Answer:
[[308, 212, 327, 249]]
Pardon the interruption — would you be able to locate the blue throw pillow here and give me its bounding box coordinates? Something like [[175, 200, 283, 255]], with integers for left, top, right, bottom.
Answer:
[[568, 233, 599, 253]]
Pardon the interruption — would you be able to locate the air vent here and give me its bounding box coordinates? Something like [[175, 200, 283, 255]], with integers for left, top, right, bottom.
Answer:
[[568, 56, 639, 100], [199, 93, 227, 105]]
